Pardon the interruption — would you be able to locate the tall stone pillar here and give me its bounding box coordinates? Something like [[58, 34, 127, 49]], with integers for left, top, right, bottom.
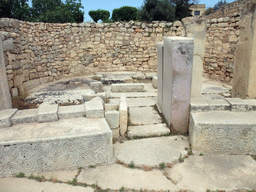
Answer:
[[157, 42, 164, 112], [232, 7, 256, 99], [0, 34, 12, 110], [162, 37, 194, 134], [182, 17, 206, 98]]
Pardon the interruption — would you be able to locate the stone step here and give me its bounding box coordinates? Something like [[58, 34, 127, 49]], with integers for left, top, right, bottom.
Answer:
[[127, 124, 170, 139], [111, 83, 145, 93], [189, 111, 256, 155], [0, 117, 113, 177]]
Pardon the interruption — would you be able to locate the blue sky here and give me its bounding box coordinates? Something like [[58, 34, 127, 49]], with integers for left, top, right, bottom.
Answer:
[[28, 0, 236, 22]]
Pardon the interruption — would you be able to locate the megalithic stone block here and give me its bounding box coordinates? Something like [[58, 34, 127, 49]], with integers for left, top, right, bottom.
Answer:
[[0, 34, 12, 110], [162, 37, 194, 134], [157, 42, 164, 112], [119, 94, 128, 136]]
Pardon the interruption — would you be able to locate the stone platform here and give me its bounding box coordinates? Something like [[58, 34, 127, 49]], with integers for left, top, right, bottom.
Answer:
[[0, 117, 113, 177], [189, 111, 256, 155]]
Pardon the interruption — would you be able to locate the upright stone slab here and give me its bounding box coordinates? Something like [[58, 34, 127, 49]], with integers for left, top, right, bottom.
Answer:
[[182, 17, 206, 98], [162, 37, 194, 133], [119, 94, 127, 136], [232, 7, 256, 99], [157, 42, 164, 112], [0, 34, 12, 110]]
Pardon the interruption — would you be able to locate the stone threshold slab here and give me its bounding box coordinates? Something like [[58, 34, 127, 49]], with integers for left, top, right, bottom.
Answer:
[[0, 117, 113, 177]]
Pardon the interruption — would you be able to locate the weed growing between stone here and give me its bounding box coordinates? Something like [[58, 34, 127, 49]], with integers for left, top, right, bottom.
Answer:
[[68, 178, 77, 186], [119, 186, 125, 192], [159, 162, 166, 169], [199, 153, 204, 156], [28, 174, 45, 182], [178, 153, 185, 163], [15, 172, 25, 178], [129, 161, 135, 168]]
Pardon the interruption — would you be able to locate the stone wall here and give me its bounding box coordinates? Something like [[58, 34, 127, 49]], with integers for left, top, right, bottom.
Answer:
[[203, 13, 240, 82], [0, 18, 185, 96]]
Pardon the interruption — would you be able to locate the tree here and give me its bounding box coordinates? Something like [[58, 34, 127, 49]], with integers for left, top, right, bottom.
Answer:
[[203, 7, 214, 15], [31, 0, 84, 23], [138, 0, 175, 22], [89, 9, 110, 23], [0, 0, 31, 21], [170, 0, 192, 20], [214, 0, 227, 11], [112, 6, 138, 22]]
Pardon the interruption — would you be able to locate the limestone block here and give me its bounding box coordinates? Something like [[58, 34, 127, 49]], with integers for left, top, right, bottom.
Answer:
[[111, 83, 144, 92], [189, 111, 256, 155], [11, 109, 38, 125], [85, 97, 104, 118], [105, 110, 119, 129], [226, 98, 247, 112], [157, 42, 164, 112], [0, 34, 12, 110], [105, 104, 118, 111], [111, 128, 120, 139], [127, 124, 170, 139], [206, 99, 231, 111], [58, 105, 86, 119], [145, 73, 157, 79], [162, 37, 194, 133], [90, 81, 103, 93], [190, 98, 209, 112], [119, 94, 127, 136], [244, 99, 256, 111], [38, 103, 59, 123], [11, 88, 18, 97], [0, 108, 18, 127], [152, 76, 158, 89], [232, 9, 256, 98], [0, 117, 113, 177]]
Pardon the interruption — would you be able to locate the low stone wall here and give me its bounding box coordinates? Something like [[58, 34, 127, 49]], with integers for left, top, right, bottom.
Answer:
[[203, 13, 240, 82], [0, 19, 185, 96]]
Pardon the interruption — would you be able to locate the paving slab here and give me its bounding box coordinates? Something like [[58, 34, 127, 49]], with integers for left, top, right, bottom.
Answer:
[[244, 99, 256, 111], [31, 169, 78, 182], [58, 104, 86, 119], [110, 98, 157, 108], [38, 103, 58, 123], [0, 177, 94, 192], [11, 109, 38, 125], [202, 85, 230, 94], [0, 108, 18, 128], [0, 117, 113, 177], [190, 98, 209, 112], [166, 155, 256, 191], [206, 99, 231, 111], [145, 72, 157, 79], [77, 164, 177, 191], [202, 93, 226, 100], [129, 107, 162, 125], [111, 83, 145, 92], [189, 111, 256, 154], [114, 136, 189, 167], [128, 124, 170, 138]]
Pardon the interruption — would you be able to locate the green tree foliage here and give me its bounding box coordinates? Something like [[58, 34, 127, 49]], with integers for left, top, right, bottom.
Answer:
[[213, 0, 227, 11], [0, 0, 31, 21], [31, 0, 84, 23], [89, 9, 110, 23], [138, 0, 175, 22], [171, 0, 192, 21], [112, 6, 138, 22], [203, 7, 214, 15], [0, 0, 84, 23]]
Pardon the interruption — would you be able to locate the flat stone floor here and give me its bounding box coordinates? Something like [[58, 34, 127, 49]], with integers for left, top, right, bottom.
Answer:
[[2, 75, 255, 192]]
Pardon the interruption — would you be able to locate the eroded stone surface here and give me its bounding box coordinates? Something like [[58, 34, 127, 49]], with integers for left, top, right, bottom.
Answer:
[[127, 124, 170, 138], [77, 164, 177, 191], [166, 155, 256, 191], [114, 136, 189, 167], [129, 107, 162, 125], [0, 177, 94, 192], [11, 109, 38, 125]]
